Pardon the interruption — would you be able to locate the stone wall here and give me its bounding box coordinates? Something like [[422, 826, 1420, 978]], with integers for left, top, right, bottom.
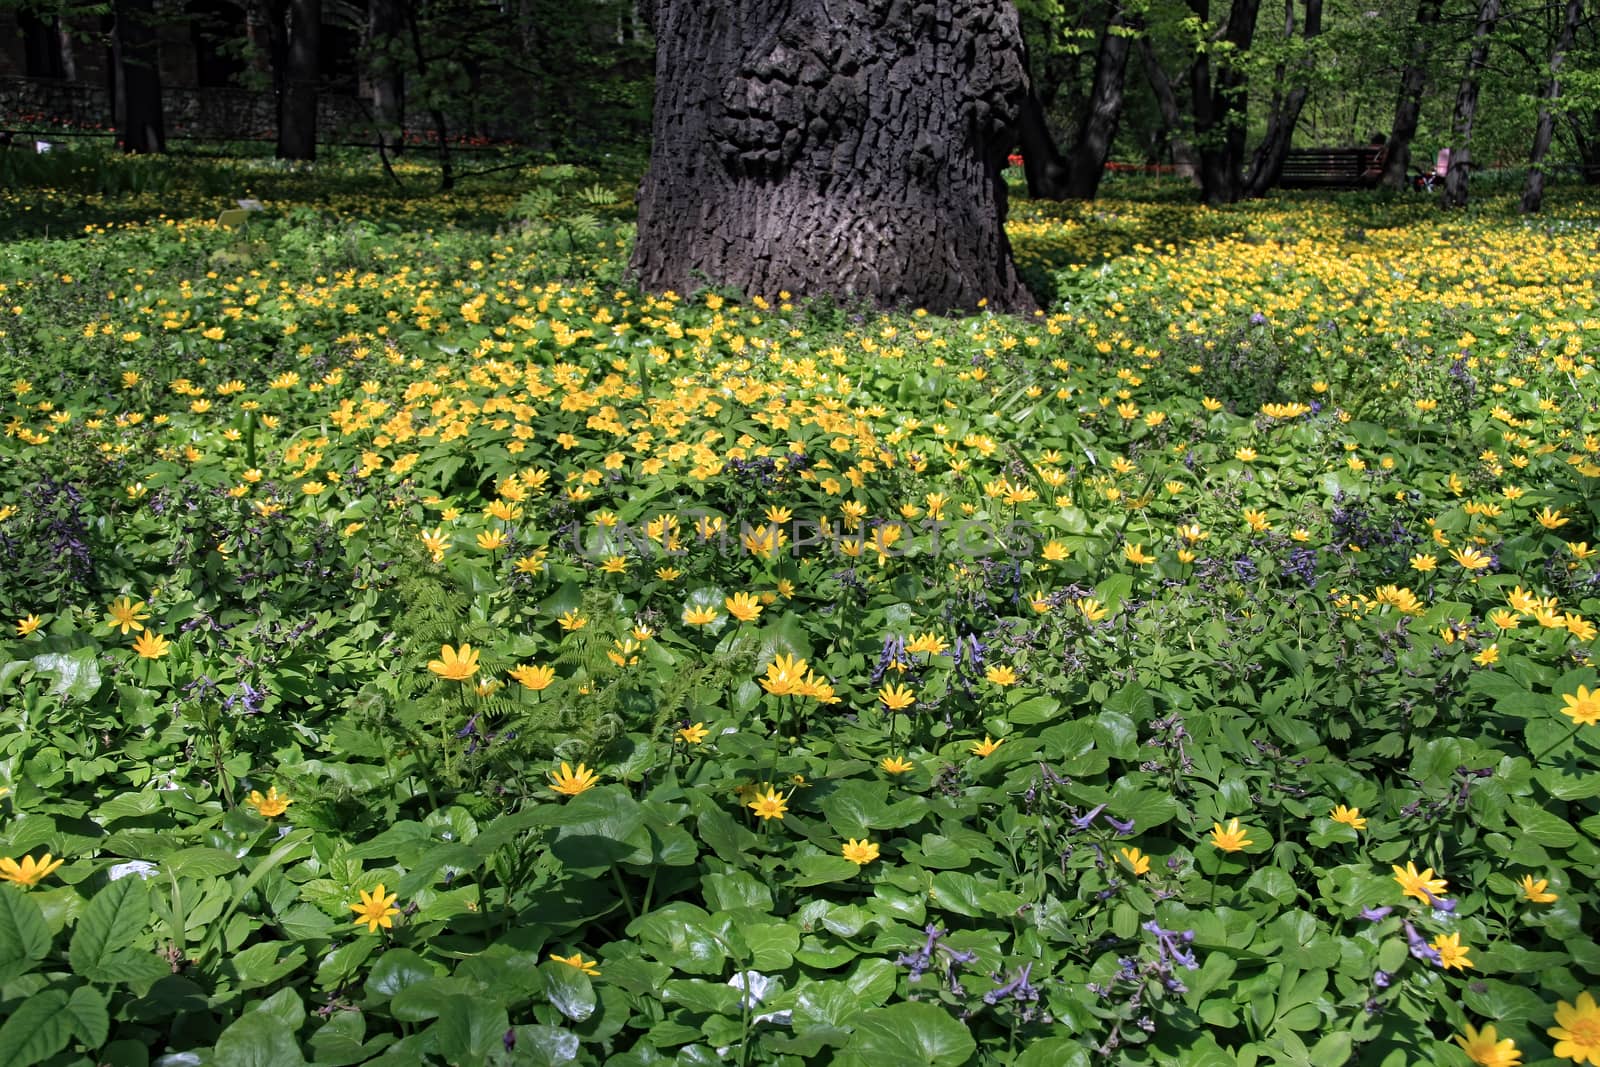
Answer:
[[0, 75, 373, 144]]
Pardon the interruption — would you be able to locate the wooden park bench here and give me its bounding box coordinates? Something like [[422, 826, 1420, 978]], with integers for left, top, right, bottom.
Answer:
[[1280, 146, 1386, 189]]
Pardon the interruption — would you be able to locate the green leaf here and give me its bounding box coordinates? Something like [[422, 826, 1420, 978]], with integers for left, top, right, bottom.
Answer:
[[0, 888, 51, 981], [1507, 802, 1579, 848], [540, 961, 597, 1022], [366, 948, 442, 1000], [0, 989, 71, 1067], [64, 985, 110, 1048], [844, 1002, 976, 1066], [228, 942, 307, 991], [31, 647, 102, 703], [661, 979, 743, 1015], [548, 786, 651, 867], [505, 1025, 580, 1066], [427, 996, 508, 1065], [212, 1009, 308, 1067], [69, 877, 151, 979]]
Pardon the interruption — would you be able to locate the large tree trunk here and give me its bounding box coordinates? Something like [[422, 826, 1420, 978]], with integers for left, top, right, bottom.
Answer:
[[1138, 38, 1199, 184], [1382, 0, 1444, 189], [114, 0, 165, 154], [630, 0, 1035, 313], [1441, 0, 1502, 209], [277, 0, 321, 160], [1064, 2, 1139, 199], [1520, 0, 1582, 214], [1245, 0, 1322, 197]]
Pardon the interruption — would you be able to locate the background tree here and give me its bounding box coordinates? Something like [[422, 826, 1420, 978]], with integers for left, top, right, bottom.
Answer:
[[1441, 0, 1503, 208], [630, 0, 1034, 313], [113, 0, 165, 152]]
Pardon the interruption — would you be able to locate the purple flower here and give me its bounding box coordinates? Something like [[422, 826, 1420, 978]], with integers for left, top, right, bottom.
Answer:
[[1072, 803, 1107, 830], [1105, 814, 1135, 835], [1361, 905, 1394, 922]]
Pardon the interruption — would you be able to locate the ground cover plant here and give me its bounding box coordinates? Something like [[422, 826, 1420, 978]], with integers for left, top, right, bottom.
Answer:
[[1, 160, 1599, 1066]]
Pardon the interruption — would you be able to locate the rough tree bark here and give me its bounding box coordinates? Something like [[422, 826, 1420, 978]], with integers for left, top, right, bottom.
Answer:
[[1520, 0, 1583, 213], [277, 0, 321, 160], [1382, 0, 1444, 189], [1063, 1, 1139, 199], [1138, 38, 1199, 184], [114, 0, 164, 154], [1441, 0, 1502, 210], [630, 0, 1035, 313], [1245, 0, 1322, 198]]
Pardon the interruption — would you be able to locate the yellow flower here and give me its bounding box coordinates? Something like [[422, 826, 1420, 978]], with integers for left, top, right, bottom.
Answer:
[[1123, 543, 1154, 565], [1431, 931, 1473, 971], [1329, 805, 1366, 830], [106, 596, 149, 635], [476, 529, 508, 551], [1561, 685, 1600, 726], [1549, 992, 1600, 1064], [677, 722, 709, 744], [761, 653, 809, 697], [1076, 598, 1108, 622], [550, 952, 600, 976], [558, 611, 588, 632], [970, 735, 1003, 757], [15, 614, 43, 636], [247, 786, 292, 818], [683, 605, 720, 626], [549, 762, 599, 797], [428, 643, 479, 682], [1392, 861, 1448, 903], [1118, 847, 1151, 876], [349, 884, 400, 933], [1242, 508, 1271, 533], [906, 632, 949, 655], [1410, 553, 1437, 572], [878, 683, 916, 711], [880, 755, 915, 774], [419, 527, 449, 561], [0, 853, 65, 887], [1519, 875, 1558, 904], [1041, 540, 1071, 562], [509, 664, 556, 691], [1209, 818, 1253, 852], [132, 632, 170, 660], [1536, 507, 1569, 529], [1474, 644, 1499, 666], [842, 838, 879, 866], [984, 665, 1018, 686], [747, 786, 788, 820], [1451, 546, 1493, 570], [1455, 1023, 1521, 1067], [724, 592, 764, 622]]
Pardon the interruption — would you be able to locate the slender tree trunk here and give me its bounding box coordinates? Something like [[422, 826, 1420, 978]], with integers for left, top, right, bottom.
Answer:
[[277, 0, 320, 160], [631, 0, 1035, 313], [1245, 0, 1322, 197], [1138, 37, 1199, 184], [1064, 3, 1139, 199], [403, 0, 452, 190], [1520, 0, 1582, 213], [1441, 0, 1502, 209], [1019, 86, 1071, 198], [367, 0, 405, 156], [1189, 0, 1262, 205], [114, 0, 165, 154], [1382, 0, 1444, 189], [1570, 112, 1600, 183]]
